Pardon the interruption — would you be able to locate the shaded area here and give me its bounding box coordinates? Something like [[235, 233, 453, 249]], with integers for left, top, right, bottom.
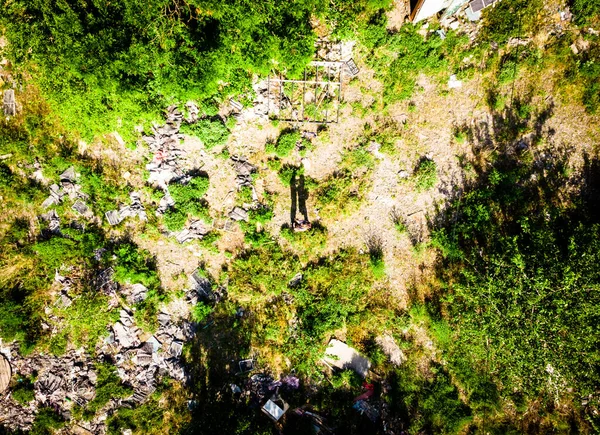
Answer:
[[428, 94, 600, 431]]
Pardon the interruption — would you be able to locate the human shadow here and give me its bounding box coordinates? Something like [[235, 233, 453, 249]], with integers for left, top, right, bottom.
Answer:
[[289, 169, 309, 225]]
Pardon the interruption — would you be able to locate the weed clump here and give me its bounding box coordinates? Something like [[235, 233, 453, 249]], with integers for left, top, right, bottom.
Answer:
[[413, 158, 438, 191]]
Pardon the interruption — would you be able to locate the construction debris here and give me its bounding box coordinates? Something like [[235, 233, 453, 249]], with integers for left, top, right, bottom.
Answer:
[[105, 210, 122, 226], [323, 339, 371, 378], [262, 394, 289, 422], [106, 191, 147, 225], [229, 206, 249, 222], [231, 155, 257, 188], [72, 200, 90, 216], [3, 89, 16, 116], [345, 59, 360, 77], [176, 220, 210, 244], [144, 106, 187, 189]]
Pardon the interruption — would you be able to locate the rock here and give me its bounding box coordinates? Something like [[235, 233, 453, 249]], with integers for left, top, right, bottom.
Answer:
[[157, 191, 175, 215], [185, 101, 199, 123], [128, 284, 148, 304], [376, 334, 406, 366], [113, 322, 138, 349], [59, 167, 77, 183], [448, 74, 463, 89], [398, 170, 410, 179], [323, 339, 371, 378], [169, 340, 183, 358], [288, 272, 303, 288]]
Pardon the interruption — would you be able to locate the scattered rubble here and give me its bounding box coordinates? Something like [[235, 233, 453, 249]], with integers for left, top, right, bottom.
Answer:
[[41, 167, 89, 209], [144, 106, 187, 189], [229, 206, 249, 222], [175, 220, 209, 244], [105, 191, 147, 225], [231, 155, 257, 188]]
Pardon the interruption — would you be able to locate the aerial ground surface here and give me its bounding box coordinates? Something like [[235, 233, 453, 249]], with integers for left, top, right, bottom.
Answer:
[[0, 0, 599, 433]]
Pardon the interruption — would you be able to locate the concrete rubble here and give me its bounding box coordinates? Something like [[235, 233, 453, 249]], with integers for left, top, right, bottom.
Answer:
[[175, 220, 210, 244], [228, 206, 249, 222], [231, 155, 257, 188], [3, 89, 16, 116], [41, 167, 89, 209], [144, 105, 187, 190], [0, 266, 213, 432], [105, 191, 147, 225]]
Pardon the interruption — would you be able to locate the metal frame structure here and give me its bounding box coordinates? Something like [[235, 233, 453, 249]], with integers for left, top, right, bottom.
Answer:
[[267, 61, 344, 124]]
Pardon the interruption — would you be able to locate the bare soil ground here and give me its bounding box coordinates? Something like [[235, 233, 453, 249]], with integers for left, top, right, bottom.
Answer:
[[129, 40, 599, 317]]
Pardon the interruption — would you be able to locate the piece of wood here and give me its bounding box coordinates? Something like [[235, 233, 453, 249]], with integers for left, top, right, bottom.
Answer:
[[0, 354, 12, 392]]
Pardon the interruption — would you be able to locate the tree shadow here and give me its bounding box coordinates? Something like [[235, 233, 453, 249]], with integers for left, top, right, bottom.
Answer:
[[426, 92, 600, 430]]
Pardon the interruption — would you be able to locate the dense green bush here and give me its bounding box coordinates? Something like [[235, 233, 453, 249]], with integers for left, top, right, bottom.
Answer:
[[163, 176, 210, 231], [85, 363, 133, 416], [570, 0, 600, 24], [182, 119, 230, 149], [267, 129, 301, 157], [432, 138, 600, 402], [30, 408, 65, 435]]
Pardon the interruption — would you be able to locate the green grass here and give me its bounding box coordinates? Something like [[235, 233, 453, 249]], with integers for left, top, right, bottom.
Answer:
[[413, 158, 438, 191]]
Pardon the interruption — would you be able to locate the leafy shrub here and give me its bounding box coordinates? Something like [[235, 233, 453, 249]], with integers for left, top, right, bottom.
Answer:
[[413, 158, 438, 191], [268, 129, 302, 157], [112, 241, 160, 289], [31, 408, 65, 435], [86, 363, 133, 416], [192, 302, 213, 323], [570, 0, 600, 24], [163, 176, 211, 231], [12, 376, 35, 405], [184, 119, 230, 149]]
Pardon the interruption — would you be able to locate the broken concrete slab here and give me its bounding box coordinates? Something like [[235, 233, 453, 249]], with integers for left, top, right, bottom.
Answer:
[[228, 206, 248, 222], [113, 322, 139, 349], [72, 200, 90, 216], [105, 210, 122, 226], [3, 89, 16, 116], [323, 339, 371, 378]]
